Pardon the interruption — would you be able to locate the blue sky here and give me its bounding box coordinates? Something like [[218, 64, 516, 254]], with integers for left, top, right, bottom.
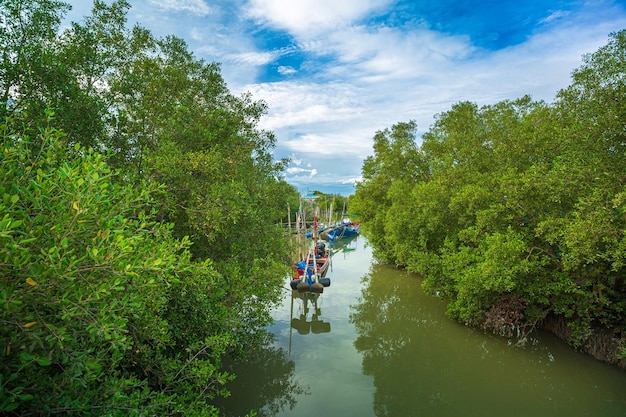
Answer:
[[64, 0, 626, 196]]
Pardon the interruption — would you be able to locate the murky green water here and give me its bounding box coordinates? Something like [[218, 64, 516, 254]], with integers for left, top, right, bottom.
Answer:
[[217, 237, 626, 417]]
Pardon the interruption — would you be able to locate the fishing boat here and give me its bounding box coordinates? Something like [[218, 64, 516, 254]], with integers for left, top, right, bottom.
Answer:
[[290, 211, 331, 292], [290, 240, 331, 292], [326, 218, 361, 241]]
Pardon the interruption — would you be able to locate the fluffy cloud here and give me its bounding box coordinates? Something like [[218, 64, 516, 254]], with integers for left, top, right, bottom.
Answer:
[[244, 81, 363, 129], [244, 0, 393, 36], [278, 65, 298, 75]]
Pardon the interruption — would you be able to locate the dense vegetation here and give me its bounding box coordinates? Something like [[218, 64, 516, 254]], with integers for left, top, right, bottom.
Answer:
[[1, 0, 300, 415], [352, 31, 626, 363]]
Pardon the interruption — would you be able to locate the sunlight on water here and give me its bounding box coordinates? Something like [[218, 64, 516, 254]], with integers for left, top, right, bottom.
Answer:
[[218, 236, 626, 417]]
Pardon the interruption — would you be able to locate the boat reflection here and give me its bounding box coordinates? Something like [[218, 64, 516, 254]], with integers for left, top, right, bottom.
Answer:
[[329, 233, 358, 251], [290, 291, 331, 335]]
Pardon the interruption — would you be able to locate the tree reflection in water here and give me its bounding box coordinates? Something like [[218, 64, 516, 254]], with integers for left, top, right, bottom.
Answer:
[[216, 330, 309, 417], [349, 264, 449, 417], [349, 264, 626, 417]]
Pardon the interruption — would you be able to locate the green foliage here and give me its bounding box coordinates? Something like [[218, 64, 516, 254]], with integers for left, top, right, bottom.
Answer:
[[2, 0, 295, 282], [0, 0, 119, 148], [94, 11, 294, 290], [0, 0, 71, 119], [352, 121, 429, 264], [0, 121, 241, 415], [0, 1, 300, 413], [354, 32, 626, 353]]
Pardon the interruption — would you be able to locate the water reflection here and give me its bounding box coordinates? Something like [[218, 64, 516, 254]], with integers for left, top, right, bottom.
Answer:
[[290, 291, 331, 338], [217, 239, 626, 417], [350, 264, 626, 417], [328, 234, 359, 255], [216, 331, 309, 417]]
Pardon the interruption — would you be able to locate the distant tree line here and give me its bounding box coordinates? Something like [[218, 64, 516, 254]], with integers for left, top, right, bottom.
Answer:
[[310, 191, 353, 222], [352, 31, 626, 365], [1, 0, 300, 415]]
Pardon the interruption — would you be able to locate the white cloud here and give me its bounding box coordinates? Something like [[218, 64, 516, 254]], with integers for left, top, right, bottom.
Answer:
[[340, 176, 362, 185], [283, 134, 333, 155], [289, 155, 303, 166], [219, 46, 297, 75], [243, 81, 364, 130], [149, 0, 212, 16], [286, 166, 318, 177], [323, 27, 476, 86], [286, 167, 311, 175], [278, 65, 297, 75], [244, 0, 393, 37], [540, 10, 570, 24], [282, 131, 373, 157], [226, 50, 279, 65]]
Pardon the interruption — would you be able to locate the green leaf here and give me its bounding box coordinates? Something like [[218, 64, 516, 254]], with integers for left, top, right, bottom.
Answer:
[[19, 352, 35, 363], [36, 357, 52, 367], [3, 402, 19, 412]]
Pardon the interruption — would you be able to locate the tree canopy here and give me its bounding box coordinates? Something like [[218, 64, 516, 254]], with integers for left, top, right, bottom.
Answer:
[[1, 0, 298, 415], [352, 31, 626, 363]]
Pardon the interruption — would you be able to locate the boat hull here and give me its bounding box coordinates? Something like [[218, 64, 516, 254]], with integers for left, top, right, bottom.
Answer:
[[327, 222, 361, 241]]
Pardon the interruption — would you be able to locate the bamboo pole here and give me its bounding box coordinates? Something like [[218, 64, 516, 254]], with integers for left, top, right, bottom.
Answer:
[[327, 200, 332, 225], [287, 202, 291, 234]]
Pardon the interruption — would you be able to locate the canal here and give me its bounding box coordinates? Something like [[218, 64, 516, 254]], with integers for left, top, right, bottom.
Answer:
[[217, 237, 626, 417]]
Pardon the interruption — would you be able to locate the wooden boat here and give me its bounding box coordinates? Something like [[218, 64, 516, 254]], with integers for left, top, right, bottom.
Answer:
[[290, 240, 331, 292], [326, 218, 361, 241]]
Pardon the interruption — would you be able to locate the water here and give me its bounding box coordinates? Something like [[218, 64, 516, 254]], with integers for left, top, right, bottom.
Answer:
[[217, 237, 626, 417]]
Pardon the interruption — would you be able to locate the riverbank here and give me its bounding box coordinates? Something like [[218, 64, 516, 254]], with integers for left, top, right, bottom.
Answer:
[[542, 314, 626, 369]]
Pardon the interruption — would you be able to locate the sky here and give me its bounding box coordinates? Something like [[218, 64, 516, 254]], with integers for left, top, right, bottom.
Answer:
[[64, 0, 626, 196]]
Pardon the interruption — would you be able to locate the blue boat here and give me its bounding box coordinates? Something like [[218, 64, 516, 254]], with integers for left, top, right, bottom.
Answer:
[[326, 219, 361, 241]]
